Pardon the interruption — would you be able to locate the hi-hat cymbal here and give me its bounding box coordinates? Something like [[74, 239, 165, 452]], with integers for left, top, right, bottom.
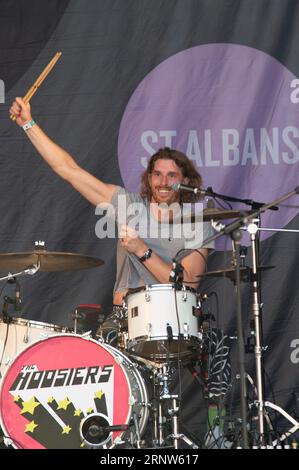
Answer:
[[198, 265, 275, 281], [167, 209, 255, 224], [0, 250, 104, 272], [202, 208, 255, 221]]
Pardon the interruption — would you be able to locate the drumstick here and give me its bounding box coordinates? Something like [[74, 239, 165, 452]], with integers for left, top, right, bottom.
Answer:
[[10, 52, 62, 121]]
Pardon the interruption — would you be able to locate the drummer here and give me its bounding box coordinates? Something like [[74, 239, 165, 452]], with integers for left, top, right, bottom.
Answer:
[[9, 98, 214, 311]]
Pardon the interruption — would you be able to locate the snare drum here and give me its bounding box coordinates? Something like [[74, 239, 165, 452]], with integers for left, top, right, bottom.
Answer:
[[0, 334, 149, 449], [125, 284, 201, 361], [0, 317, 69, 379]]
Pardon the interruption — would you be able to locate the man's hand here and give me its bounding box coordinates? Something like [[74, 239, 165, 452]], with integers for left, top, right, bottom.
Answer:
[[119, 224, 148, 257], [9, 97, 32, 127]]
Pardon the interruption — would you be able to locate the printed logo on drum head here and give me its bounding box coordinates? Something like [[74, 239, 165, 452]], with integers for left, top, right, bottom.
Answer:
[[0, 336, 131, 449], [8, 364, 114, 448]]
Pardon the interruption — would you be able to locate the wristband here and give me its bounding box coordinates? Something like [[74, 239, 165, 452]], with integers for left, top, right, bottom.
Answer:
[[139, 248, 153, 263], [22, 120, 36, 131]]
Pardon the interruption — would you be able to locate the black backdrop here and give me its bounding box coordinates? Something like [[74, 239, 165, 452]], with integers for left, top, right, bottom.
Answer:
[[1, 0, 299, 443]]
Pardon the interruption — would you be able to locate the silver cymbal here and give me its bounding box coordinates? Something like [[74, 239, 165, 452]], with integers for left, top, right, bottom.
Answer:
[[202, 209, 255, 221], [198, 265, 275, 281], [167, 209, 255, 224], [0, 250, 104, 272]]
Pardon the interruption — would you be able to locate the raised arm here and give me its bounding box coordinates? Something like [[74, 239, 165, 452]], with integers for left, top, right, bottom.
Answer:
[[10, 97, 116, 206]]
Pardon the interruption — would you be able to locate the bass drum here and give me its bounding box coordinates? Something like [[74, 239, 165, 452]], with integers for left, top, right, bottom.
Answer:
[[0, 317, 70, 380], [0, 334, 149, 449]]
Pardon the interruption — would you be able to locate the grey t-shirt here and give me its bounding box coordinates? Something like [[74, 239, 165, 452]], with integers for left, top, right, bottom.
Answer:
[[110, 186, 215, 293]]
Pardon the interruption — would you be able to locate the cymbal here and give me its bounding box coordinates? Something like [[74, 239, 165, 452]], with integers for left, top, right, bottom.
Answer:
[[202, 208, 254, 221], [0, 250, 104, 272], [198, 265, 275, 281], [167, 209, 255, 224]]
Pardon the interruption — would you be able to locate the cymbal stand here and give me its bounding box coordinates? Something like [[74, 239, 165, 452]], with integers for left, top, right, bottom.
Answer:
[[199, 185, 299, 447], [0, 265, 40, 321], [245, 218, 265, 442], [242, 219, 299, 446], [0, 264, 40, 284], [211, 218, 249, 448]]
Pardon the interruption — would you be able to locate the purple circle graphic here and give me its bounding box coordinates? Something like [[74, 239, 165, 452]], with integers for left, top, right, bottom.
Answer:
[[118, 44, 299, 249]]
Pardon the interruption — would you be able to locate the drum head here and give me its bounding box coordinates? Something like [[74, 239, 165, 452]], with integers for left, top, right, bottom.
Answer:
[[0, 335, 133, 449]]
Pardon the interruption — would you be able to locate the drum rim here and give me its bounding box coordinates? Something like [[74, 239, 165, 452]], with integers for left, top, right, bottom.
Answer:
[[0, 317, 68, 332], [0, 333, 147, 449], [125, 283, 197, 298]]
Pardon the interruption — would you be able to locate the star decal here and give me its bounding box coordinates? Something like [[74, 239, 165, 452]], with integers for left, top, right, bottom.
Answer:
[[74, 408, 83, 417], [25, 420, 38, 433], [47, 396, 55, 404], [94, 390, 104, 399], [20, 397, 40, 415], [87, 407, 94, 414], [57, 397, 71, 410], [62, 425, 72, 435]]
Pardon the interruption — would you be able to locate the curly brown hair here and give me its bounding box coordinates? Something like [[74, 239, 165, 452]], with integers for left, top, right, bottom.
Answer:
[[140, 147, 203, 203]]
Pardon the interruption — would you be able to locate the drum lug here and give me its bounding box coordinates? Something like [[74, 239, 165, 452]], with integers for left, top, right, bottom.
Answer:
[[183, 322, 189, 338], [115, 355, 124, 365], [181, 288, 187, 302], [146, 323, 152, 335], [145, 285, 151, 302], [39, 332, 50, 340], [129, 395, 136, 405], [114, 436, 126, 446], [4, 356, 12, 366]]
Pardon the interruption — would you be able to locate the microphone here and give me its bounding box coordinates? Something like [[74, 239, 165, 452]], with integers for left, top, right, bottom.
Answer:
[[171, 182, 207, 195], [169, 259, 184, 284], [8, 277, 21, 311], [15, 280, 21, 311]]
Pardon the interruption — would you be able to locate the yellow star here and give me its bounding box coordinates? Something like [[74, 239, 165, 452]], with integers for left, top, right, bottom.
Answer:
[[94, 390, 104, 400], [57, 397, 71, 410], [62, 425, 72, 435], [87, 407, 94, 414], [25, 420, 38, 433], [74, 408, 82, 417], [13, 395, 21, 402], [47, 396, 55, 404], [20, 397, 40, 415]]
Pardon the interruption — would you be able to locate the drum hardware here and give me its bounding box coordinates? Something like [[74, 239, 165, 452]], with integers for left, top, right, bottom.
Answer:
[[150, 363, 199, 449], [197, 184, 299, 448], [69, 304, 102, 336], [80, 413, 130, 448]]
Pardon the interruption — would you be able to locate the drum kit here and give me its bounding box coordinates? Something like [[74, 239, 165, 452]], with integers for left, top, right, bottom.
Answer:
[[0, 205, 278, 450], [0, 244, 207, 450]]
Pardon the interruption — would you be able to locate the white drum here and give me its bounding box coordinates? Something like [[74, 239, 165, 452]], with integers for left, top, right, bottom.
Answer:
[[125, 284, 201, 361], [0, 317, 69, 379]]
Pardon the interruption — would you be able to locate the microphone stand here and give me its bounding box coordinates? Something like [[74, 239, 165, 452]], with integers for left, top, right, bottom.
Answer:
[[202, 186, 279, 211], [198, 185, 299, 448], [0, 264, 40, 284], [0, 264, 40, 318]]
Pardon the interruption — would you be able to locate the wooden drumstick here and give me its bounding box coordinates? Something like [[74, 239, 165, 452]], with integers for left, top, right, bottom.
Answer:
[[10, 52, 62, 121]]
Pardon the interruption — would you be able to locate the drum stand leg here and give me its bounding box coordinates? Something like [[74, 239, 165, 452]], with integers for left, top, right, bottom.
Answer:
[[153, 364, 199, 449], [132, 412, 142, 449]]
